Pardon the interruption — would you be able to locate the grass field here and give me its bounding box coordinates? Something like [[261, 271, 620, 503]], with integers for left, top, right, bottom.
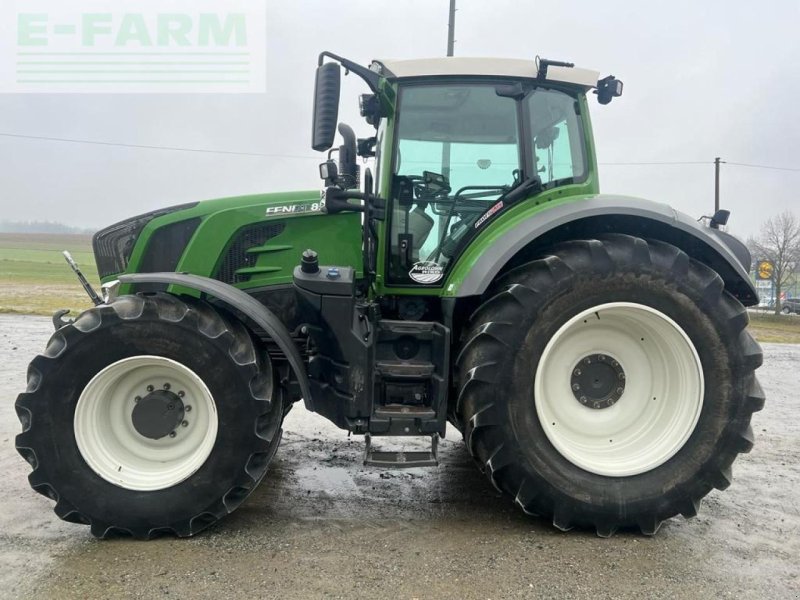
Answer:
[[745, 310, 800, 344], [1, 233, 798, 344], [0, 233, 99, 316]]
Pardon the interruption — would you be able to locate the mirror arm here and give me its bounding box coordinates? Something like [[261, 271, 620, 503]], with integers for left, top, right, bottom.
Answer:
[[318, 51, 381, 94], [322, 187, 386, 220]]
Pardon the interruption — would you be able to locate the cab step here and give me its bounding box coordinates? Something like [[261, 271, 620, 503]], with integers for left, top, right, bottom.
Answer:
[[363, 433, 439, 468]]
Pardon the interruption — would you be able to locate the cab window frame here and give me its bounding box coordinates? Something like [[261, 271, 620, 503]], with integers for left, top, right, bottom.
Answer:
[[384, 77, 587, 288]]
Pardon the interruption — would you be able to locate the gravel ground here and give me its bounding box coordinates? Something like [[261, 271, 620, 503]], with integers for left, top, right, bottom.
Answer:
[[0, 315, 798, 600]]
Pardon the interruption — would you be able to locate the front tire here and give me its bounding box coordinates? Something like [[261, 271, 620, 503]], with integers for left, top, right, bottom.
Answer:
[[455, 235, 764, 536], [15, 293, 283, 539]]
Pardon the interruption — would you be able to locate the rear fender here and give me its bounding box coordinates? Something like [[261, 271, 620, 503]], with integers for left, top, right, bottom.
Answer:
[[446, 195, 758, 305]]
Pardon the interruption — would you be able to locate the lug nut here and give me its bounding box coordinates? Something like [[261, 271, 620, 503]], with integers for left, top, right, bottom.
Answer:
[[573, 368, 581, 376], [181, 420, 189, 427], [134, 396, 141, 403], [185, 405, 192, 412], [618, 373, 625, 380], [584, 358, 592, 364], [616, 387, 624, 395], [572, 383, 581, 391], [147, 385, 154, 392], [169, 431, 177, 438], [579, 396, 587, 404], [178, 391, 185, 398], [163, 383, 171, 390]]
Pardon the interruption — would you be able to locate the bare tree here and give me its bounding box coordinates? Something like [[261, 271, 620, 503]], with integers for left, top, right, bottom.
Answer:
[[750, 211, 800, 314]]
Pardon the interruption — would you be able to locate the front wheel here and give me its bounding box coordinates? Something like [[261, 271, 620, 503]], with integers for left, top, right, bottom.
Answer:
[[16, 293, 283, 539], [455, 235, 765, 536]]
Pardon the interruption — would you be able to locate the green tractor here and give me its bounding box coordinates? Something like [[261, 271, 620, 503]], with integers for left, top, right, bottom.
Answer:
[[16, 52, 764, 538]]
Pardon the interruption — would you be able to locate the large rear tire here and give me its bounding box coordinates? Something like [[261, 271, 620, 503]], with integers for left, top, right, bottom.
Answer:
[[455, 235, 764, 536], [15, 293, 283, 539]]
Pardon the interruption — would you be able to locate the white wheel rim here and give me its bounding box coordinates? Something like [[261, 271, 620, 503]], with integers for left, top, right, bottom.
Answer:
[[534, 302, 704, 477], [74, 356, 218, 491]]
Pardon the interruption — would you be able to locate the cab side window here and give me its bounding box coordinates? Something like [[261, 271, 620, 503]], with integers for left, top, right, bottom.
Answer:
[[527, 90, 586, 185]]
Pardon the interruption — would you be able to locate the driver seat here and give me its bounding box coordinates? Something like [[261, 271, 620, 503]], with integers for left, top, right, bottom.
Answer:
[[393, 204, 435, 261]]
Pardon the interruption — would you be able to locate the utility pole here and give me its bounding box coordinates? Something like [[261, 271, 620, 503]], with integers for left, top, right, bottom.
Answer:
[[714, 157, 723, 213], [442, 0, 457, 178], [447, 0, 456, 57]]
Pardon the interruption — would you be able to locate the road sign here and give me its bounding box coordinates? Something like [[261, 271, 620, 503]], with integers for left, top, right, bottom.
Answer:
[[756, 260, 774, 281]]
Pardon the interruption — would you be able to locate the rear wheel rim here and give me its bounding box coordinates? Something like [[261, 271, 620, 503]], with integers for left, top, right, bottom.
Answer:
[[74, 356, 218, 491], [534, 302, 704, 477]]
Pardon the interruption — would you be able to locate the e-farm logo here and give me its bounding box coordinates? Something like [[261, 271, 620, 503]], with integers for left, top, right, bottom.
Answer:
[[1, 1, 266, 93]]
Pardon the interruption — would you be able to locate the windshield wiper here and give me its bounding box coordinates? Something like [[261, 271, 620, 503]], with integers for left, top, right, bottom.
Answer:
[[498, 175, 543, 205]]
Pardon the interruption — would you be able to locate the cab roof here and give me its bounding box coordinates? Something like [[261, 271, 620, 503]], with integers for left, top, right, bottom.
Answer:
[[372, 57, 600, 89]]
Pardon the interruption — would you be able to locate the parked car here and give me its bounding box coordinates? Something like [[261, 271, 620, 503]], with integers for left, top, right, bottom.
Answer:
[[781, 298, 800, 314]]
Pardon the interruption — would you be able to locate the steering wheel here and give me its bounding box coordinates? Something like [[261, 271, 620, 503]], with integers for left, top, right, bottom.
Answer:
[[401, 174, 451, 203]]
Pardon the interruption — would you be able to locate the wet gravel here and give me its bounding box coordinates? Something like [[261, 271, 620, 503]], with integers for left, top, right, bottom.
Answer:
[[0, 315, 798, 599]]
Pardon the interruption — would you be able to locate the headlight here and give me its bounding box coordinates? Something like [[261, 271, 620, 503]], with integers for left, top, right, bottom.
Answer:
[[92, 203, 197, 279]]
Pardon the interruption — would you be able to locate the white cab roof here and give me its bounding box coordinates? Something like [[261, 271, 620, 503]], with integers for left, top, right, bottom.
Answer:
[[373, 57, 599, 88]]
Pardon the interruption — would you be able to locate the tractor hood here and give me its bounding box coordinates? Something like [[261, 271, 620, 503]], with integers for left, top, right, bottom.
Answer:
[[95, 189, 363, 290]]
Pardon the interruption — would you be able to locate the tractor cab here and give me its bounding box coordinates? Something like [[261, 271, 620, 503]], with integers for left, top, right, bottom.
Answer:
[[311, 53, 622, 292]]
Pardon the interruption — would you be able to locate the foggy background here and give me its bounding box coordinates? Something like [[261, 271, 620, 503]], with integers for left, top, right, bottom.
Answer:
[[0, 0, 798, 238]]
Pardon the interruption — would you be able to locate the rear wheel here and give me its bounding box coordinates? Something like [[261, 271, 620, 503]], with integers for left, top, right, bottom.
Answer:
[[455, 235, 764, 536], [15, 293, 283, 539]]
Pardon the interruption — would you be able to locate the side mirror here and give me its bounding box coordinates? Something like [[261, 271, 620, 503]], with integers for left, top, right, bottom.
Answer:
[[596, 75, 624, 105], [312, 62, 341, 151]]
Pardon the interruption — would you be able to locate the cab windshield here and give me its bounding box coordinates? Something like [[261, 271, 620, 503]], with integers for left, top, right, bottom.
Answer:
[[388, 81, 586, 285]]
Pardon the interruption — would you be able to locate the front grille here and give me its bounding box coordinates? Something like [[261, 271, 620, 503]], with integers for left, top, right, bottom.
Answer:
[[92, 202, 198, 279], [93, 217, 151, 279], [214, 222, 286, 284], [139, 218, 201, 273]]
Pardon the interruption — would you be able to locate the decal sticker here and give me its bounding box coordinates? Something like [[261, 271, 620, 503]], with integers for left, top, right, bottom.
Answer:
[[265, 202, 321, 216], [409, 261, 445, 284], [474, 200, 504, 229]]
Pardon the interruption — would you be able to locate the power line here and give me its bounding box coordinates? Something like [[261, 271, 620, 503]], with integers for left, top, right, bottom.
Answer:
[[600, 161, 710, 166], [1, 131, 799, 173], [725, 161, 800, 173], [0, 132, 320, 160], [601, 159, 800, 172]]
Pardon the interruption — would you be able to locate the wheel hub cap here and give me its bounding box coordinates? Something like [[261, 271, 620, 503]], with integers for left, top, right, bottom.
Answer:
[[74, 356, 218, 491], [571, 353, 625, 409], [131, 389, 185, 440]]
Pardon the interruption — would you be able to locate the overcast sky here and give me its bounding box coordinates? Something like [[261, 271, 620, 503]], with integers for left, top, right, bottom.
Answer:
[[0, 0, 798, 239]]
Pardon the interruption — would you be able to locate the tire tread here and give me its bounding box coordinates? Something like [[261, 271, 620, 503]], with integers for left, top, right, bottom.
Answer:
[[454, 236, 763, 536], [15, 293, 283, 539]]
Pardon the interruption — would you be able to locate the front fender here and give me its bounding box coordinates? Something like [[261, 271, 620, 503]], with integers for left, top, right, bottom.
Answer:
[[117, 272, 312, 404], [445, 195, 758, 305]]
